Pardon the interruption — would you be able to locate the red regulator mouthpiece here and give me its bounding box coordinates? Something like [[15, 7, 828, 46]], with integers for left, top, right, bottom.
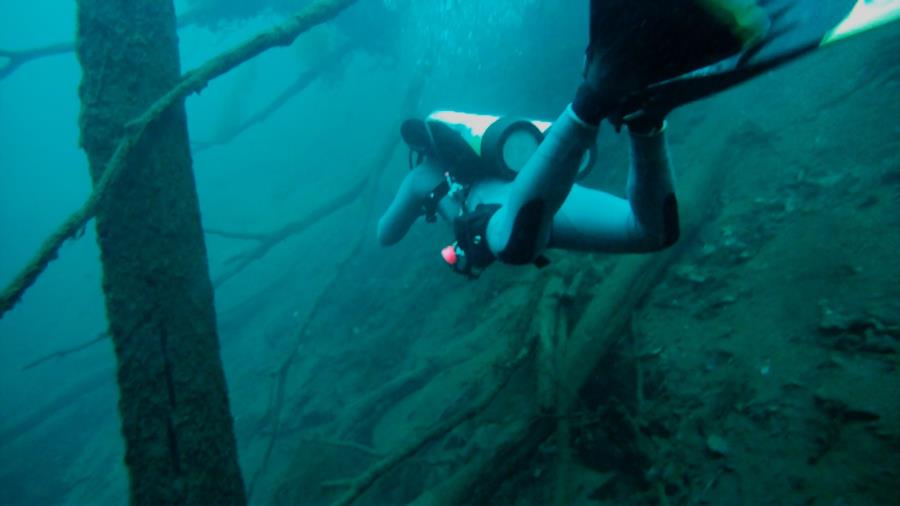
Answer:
[[441, 245, 458, 265]]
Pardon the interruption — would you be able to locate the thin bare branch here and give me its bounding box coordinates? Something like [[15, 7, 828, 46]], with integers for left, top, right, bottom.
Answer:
[[331, 343, 533, 506], [0, 43, 73, 80], [0, 0, 360, 320], [204, 229, 269, 242], [212, 174, 371, 288], [193, 40, 357, 153], [21, 332, 108, 371]]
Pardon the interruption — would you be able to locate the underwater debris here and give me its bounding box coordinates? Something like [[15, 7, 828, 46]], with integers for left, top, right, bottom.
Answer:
[[705, 434, 730, 457], [807, 389, 882, 466], [816, 300, 900, 355], [672, 264, 713, 287], [814, 394, 881, 424], [696, 293, 740, 320]]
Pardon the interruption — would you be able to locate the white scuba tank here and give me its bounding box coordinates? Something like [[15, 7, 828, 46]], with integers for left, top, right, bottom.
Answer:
[[423, 110, 596, 182]]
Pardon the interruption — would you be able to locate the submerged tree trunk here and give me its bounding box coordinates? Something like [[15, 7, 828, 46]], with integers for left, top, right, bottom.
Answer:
[[75, 1, 245, 504]]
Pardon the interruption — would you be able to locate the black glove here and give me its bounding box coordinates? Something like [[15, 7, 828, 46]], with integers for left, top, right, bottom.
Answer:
[[605, 82, 677, 134]]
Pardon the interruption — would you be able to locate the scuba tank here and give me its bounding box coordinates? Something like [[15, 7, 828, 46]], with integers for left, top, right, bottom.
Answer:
[[401, 110, 597, 184]]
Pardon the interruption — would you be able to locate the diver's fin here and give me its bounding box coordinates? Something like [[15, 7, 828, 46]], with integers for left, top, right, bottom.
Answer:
[[615, 0, 900, 122], [737, 0, 900, 66], [587, 0, 771, 89]]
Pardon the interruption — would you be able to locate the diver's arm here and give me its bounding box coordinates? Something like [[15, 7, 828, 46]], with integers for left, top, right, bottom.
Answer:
[[549, 126, 678, 253], [377, 160, 445, 246], [484, 105, 599, 264]]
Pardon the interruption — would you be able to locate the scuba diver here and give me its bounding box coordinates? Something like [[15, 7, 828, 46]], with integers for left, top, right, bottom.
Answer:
[[378, 0, 900, 277], [378, 104, 677, 278]]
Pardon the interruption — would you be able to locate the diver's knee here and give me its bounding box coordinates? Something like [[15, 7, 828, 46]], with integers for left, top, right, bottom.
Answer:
[[640, 192, 680, 251], [659, 193, 680, 249], [659, 226, 680, 249], [496, 199, 546, 265]]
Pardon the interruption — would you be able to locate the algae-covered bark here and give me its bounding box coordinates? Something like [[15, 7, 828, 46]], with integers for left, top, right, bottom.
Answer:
[[75, 1, 245, 504]]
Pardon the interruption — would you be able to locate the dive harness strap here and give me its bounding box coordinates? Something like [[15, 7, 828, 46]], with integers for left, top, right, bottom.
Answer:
[[450, 204, 550, 279], [452, 204, 500, 278], [422, 180, 450, 223]]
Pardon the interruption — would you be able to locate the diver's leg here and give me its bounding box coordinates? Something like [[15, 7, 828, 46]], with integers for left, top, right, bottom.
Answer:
[[626, 125, 679, 247], [484, 104, 598, 264], [549, 126, 678, 253]]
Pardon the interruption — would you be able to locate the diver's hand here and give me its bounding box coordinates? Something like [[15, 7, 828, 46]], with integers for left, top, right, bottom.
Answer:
[[606, 87, 672, 134], [620, 108, 666, 135], [573, 47, 650, 125]]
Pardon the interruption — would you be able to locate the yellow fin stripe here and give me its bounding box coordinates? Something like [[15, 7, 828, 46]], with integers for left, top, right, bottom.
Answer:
[[823, 0, 900, 45], [695, 0, 769, 47]]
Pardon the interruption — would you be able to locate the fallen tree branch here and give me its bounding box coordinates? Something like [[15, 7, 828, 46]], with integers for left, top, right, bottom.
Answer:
[[0, 43, 73, 80], [204, 228, 269, 242], [410, 415, 556, 506], [246, 202, 372, 500], [409, 277, 575, 506], [296, 437, 457, 467], [0, 0, 359, 320], [193, 40, 357, 153], [0, 367, 114, 448], [408, 125, 738, 505], [295, 260, 550, 506], [245, 71, 427, 499], [0, 4, 289, 81], [330, 341, 534, 506], [532, 275, 566, 413], [302, 437, 383, 458], [21, 332, 108, 371], [213, 174, 370, 288], [336, 359, 442, 443]]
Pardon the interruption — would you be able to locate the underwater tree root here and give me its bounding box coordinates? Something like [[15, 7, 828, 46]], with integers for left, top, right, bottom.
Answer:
[[323, 277, 552, 505], [0, 0, 359, 320], [335, 359, 442, 442], [410, 415, 557, 506], [534, 275, 566, 413], [407, 123, 734, 505], [408, 244, 707, 505], [245, 71, 427, 499], [247, 203, 372, 500], [320, 269, 562, 505], [328, 343, 534, 506]]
